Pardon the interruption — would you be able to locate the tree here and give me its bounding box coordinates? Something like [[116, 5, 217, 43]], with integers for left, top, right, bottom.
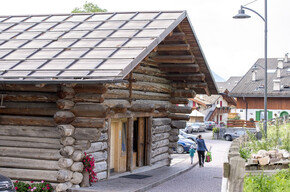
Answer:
[[72, 1, 107, 13]]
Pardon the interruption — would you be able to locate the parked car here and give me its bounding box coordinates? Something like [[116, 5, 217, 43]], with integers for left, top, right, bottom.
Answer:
[[185, 122, 206, 133], [179, 129, 197, 143], [176, 135, 196, 154], [223, 129, 248, 141], [0, 174, 15, 192], [205, 121, 216, 130]]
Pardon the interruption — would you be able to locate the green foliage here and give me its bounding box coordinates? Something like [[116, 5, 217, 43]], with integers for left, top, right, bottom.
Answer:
[[212, 127, 219, 133], [239, 147, 251, 161], [14, 181, 53, 192], [244, 169, 290, 192], [228, 116, 240, 120], [72, 1, 107, 13]]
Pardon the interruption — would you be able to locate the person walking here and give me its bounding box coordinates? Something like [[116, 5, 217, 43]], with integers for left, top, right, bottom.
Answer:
[[196, 134, 208, 167], [189, 145, 196, 164]]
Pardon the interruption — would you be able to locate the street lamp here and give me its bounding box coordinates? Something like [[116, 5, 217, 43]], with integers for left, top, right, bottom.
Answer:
[[233, 0, 268, 137]]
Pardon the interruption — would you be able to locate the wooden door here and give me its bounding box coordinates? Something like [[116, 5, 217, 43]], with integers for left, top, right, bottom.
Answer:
[[110, 120, 127, 173], [137, 118, 145, 167]]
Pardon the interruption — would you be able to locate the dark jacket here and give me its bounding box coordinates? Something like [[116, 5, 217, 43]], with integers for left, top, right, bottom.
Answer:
[[197, 139, 208, 151]]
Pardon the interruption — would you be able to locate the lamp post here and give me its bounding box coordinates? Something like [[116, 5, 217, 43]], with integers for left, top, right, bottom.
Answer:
[[233, 0, 268, 137]]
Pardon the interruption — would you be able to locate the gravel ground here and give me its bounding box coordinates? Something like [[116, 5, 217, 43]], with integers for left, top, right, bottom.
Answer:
[[147, 132, 231, 192]]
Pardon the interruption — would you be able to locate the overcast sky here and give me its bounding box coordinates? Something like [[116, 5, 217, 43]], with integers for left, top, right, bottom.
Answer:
[[1, 0, 289, 80]]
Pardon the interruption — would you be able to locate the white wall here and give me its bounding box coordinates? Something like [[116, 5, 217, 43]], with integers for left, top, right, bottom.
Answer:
[[236, 108, 290, 121]]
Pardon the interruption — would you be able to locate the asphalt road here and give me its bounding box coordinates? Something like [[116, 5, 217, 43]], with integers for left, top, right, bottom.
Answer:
[[147, 131, 231, 192]]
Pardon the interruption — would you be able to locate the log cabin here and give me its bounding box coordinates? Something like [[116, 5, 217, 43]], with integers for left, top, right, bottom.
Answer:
[[230, 55, 290, 121], [0, 11, 218, 191]]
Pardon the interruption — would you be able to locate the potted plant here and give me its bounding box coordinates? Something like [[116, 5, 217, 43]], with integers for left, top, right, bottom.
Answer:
[[212, 127, 220, 139]]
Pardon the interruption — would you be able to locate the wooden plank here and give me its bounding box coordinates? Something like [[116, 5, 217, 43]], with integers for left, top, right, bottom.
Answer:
[[0, 157, 59, 170], [133, 65, 165, 77], [146, 116, 152, 166], [2, 92, 57, 102], [126, 117, 133, 172], [169, 106, 192, 114], [166, 73, 205, 81], [0, 115, 55, 126], [169, 97, 189, 104], [157, 44, 190, 51], [106, 119, 111, 179], [159, 64, 199, 73], [153, 55, 195, 64], [0, 102, 58, 116], [171, 89, 196, 98], [171, 82, 208, 89], [137, 118, 145, 167], [0, 125, 59, 138], [0, 147, 61, 160], [164, 32, 186, 41], [0, 140, 61, 149], [133, 73, 170, 84], [0, 136, 59, 144], [0, 168, 58, 182]]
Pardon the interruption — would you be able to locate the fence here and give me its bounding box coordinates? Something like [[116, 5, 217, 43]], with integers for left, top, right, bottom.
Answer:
[[227, 120, 256, 128]]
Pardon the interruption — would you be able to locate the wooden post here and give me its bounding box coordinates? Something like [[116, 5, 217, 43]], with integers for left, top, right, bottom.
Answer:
[[146, 116, 152, 166], [126, 117, 133, 172], [106, 119, 111, 179], [137, 118, 145, 167], [228, 156, 245, 192]]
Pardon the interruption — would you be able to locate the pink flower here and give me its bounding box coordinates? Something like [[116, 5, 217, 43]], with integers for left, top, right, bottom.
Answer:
[[15, 181, 19, 183], [41, 180, 44, 183], [28, 187, 31, 189], [30, 181, 34, 183], [47, 187, 50, 190], [33, 187, 36, 190], [31, 189, 34, 192], [15, 187, 18, 190]]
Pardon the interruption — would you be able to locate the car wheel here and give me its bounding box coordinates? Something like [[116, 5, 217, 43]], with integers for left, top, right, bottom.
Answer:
[[176, 145, 184, 154], [225, 135, 232, 141]]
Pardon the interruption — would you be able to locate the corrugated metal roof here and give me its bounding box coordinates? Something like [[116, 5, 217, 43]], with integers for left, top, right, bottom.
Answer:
[[0, 11, 187, 83], [230, 58, 290, 97]]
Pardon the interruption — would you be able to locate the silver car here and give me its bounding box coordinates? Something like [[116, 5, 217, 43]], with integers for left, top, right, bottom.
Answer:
[[185, 122, 206, 133]]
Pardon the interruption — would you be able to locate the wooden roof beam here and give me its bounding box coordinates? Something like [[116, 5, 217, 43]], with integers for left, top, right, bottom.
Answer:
[[152, 55, 195, 63], [171, 82, 208, 89], [166, 73, 205, 81], [159, 64, 199, 73], [163, 32, 186, 41], [157, 44, 190, 51]]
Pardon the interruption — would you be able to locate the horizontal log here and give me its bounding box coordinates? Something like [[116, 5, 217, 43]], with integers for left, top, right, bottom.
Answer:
[[152, 146, 169, 157], [54, 111, 75, 124], [0, 140, 61, 149], [85, 142, 107, 153], [104, 89, 170, 100], [0, 168, 58, 182], [133, 73, 170, 84], [133, 82, 172, 93], [0, 125, 59, 138], [155, 104, 169, 112], [73, 128, 101, 141], [72, 103, 110, 118], [0, 136, 59, 144], [164, 32, 186, 41], [103, 99, 131, 108], [133, 100, 171, 109], [112, 104, 127, 113], [152, 139, 169, 149], [152, 133, 170, 142], [152, 118, 171, 127], [2, 92, 57, 102], [171, 90, 196, 98], [0, 115, 55, 126], [159, 64, 199, 73], [157, 44, 190, 51], [153, 55, 195, 64], [72, 117, 106, 128], [91, 151, 108, 162], [0, 147, 61, 160], [133, 65, 165, 77], [168, 113, 190, 121], [57, 87, 75, 99], [0, 157, 59, 170], [169, 106, 192, 114], [151, 153, 169, 164], [73, 140, 91, 150], [153, 125, 171, 134], [130, 103, 155, 112], [73, 84, 107, 94], [166, 73, 205, 81], [73, 93, 104, 103], [171, 82, 208, 89], [56, 99, 75, 110], [0, 102, 58, 116], [0, 84, 58, 92], [169, 97, 189, 104]]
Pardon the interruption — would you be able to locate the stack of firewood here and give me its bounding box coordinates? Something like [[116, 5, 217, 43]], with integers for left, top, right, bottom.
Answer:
[[247, 149, 289, 165]]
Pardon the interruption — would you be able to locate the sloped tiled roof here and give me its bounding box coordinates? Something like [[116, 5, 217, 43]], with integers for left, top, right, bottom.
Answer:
[[230, 58, 290, 97], [217, 76, 241, 92], [0, 11, 187, 82]]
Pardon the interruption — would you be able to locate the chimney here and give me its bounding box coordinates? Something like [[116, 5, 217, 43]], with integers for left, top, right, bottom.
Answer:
[[273, 79, 281, 91], [277, 68, 281, 78], [278, 58, 284, 69], [284, 53, 289, 63], [252, 70, 257, 81]]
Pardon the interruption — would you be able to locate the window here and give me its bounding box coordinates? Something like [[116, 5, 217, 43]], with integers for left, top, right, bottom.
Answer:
[[121, 122, 127, 153], [220, 101, 223, 107]]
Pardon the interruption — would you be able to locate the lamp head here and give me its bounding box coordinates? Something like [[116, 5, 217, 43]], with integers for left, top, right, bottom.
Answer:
[[233, 9, 251, 19]]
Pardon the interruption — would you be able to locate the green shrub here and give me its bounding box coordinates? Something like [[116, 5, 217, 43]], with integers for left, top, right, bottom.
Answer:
[[212, 127, 219, 133], [239, 147, 251, 161], [14, 181, 53, 192]]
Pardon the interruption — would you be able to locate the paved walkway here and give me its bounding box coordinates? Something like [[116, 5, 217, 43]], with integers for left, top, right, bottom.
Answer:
[[147, 136, 231, 192], [69, 154, 198, 192]]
